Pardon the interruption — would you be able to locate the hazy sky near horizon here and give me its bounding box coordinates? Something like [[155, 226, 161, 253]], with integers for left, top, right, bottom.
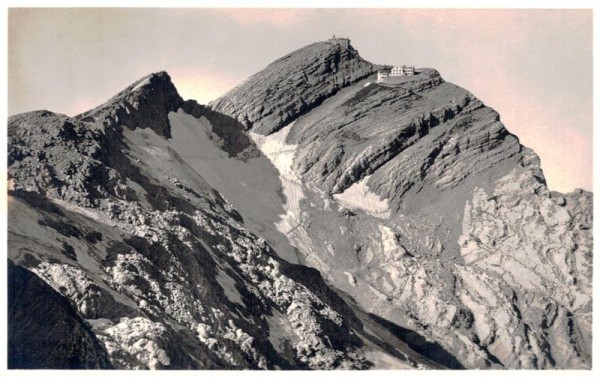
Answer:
[[8, 8, 592, 193]]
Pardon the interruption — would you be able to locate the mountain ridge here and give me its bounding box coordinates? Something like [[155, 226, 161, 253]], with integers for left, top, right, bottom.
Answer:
[[76, 71, 183, 138], [7, 38, 593, 370], [210, 40, 375, 135]]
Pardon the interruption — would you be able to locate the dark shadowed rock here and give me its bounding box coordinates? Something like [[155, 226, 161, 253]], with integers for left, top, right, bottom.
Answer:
[[8, 110, 139, 207], [76, 71, 183, 138], [8, 259, 113, 369], [180, 99, 257, 158]]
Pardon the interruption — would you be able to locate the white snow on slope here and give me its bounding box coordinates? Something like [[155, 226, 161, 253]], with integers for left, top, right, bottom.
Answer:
[[333, 175, 391, 219], [378, 224, 406, 259], [250, 124, 315, 261], [138, 110, 302, 263], [249, 123, 301, 212], [264, 309, 297, 353]]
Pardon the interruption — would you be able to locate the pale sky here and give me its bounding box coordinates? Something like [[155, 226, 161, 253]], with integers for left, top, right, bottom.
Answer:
[[8, 8, 592, 193]]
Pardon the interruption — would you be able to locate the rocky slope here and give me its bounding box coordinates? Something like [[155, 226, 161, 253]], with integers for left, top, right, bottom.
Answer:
[[210, 39, 374, 135], [8, 71, 459, 370], [7, 39, 593, 370], [8, 260, 113, 369], [207, 39, 592, 369]]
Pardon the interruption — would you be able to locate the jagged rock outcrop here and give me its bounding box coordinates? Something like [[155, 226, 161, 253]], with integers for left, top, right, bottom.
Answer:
[[7, 38, 593, 370], [9, 111, 127, 207], [455, 156, 592, 368], [8, 259, 113, 369], [180, 100, 258, 158], [8, 70, 455, 370], [8, 72, 184, 208], [209, 40, 593, 369], [210, 40, 374, 135], [77, 71, 183, 138]]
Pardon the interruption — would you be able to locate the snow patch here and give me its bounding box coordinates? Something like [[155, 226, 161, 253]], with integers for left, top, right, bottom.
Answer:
[[333, 175, 391, 219], [379, 225, 397, 255], [87, 318, 114, 331], [368, 284, 389, 301], [250, 124, 314, 257], [265, 310, 296, 353], [48, 197, 118, 227]]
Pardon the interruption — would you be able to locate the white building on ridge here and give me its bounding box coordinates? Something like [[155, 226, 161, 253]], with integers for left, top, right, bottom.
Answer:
[[377, 64, 415, 82], [391, 65, 415, 76], [377, 70, 389, 82]]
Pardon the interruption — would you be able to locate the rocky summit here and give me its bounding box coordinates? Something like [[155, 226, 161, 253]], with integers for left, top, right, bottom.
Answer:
[[7, 38, 592, 370]]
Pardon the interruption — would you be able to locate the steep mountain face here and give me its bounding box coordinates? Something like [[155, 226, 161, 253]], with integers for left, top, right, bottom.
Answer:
[[8, 71, 460, 370], [7, 39, 593, 370], [78, 71, 183, 138], [207, 40, 592, 369], [210, 39, 374, 135]]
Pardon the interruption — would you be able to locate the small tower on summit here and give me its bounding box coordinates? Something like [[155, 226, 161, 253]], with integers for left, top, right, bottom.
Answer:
[[329, 34, 350, 50]]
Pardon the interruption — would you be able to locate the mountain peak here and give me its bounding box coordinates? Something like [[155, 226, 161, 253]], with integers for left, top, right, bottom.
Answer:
[[127, 71, 173, 92], [7, 37, 593, 370], [270, 37, 359, 66], [76, 71, 183, 138], [210, 38, 374, 135]]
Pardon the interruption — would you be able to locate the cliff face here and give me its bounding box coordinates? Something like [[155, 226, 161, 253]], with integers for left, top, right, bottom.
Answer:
[[8, 71, 456, 370], [76, 71, 183, 138], [8, 260, 113, 369], [210, 40, 374, 135], [208, 40, 592, 369], [7, 39, 593, 370]]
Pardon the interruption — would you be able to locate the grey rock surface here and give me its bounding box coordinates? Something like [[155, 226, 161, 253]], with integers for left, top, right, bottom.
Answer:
[[7, 39, 593, 370], [8, 71, 452, 370], [209, 40, 593, 369], [210, 40, 374, 135]]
